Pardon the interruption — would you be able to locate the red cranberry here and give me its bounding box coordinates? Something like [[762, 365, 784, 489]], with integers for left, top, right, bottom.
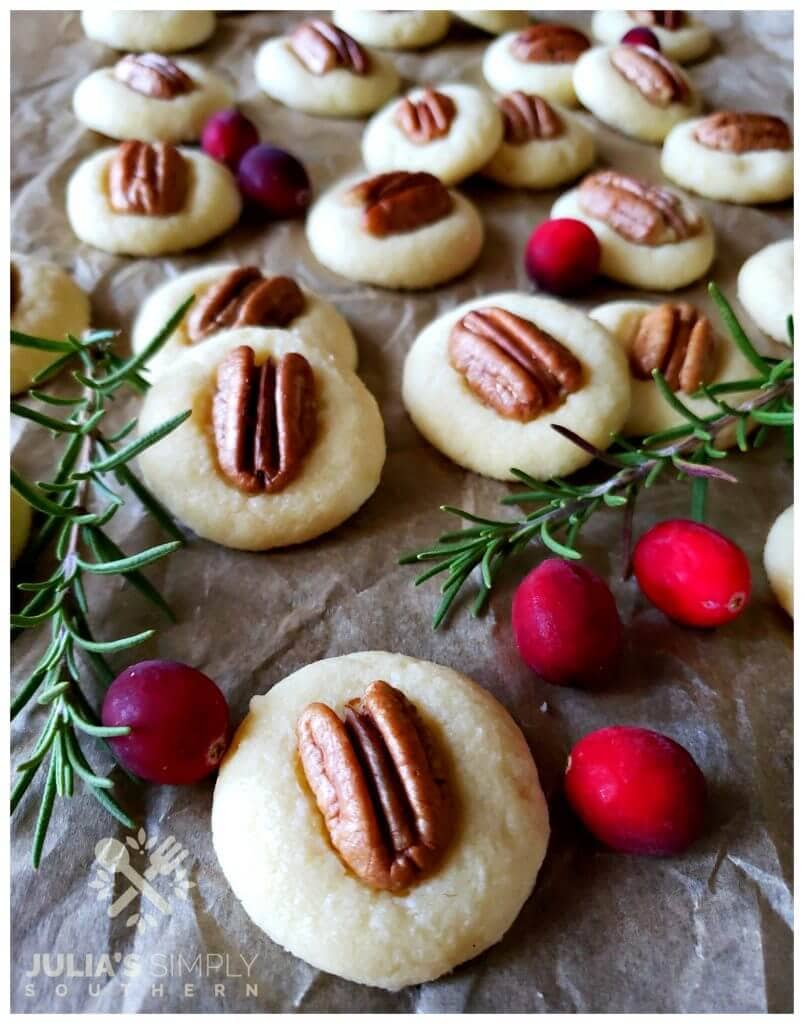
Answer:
[[525, 218, 601, 296], [512, 558, 623, 688], [621, 26, 661, 50], [565, 726, 706, 856], [238, 144, 312, 219], [632, 519, 751, 628], [102, 660, 230, 785], [201, 109, 259, 171]]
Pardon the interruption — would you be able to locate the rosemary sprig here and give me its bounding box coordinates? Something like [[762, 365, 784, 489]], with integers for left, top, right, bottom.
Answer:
[[11, 299, 192, 867], [401, 284, 793, 629]]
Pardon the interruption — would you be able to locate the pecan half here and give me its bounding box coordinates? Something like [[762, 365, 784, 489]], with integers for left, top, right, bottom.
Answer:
[[114, 53, 195, 99], [212, 345, 316, 494], [498, 91, 564, 144], [187, 268, 305, 343], [631, 302, 715, 394], [510, 23, 590, 64], [610, 44, 689, 107], [345, 171, 452, 237], [629, 11, 685, 30], [108, 141, 188, 216], [297, 680, 451, 892], [578, 170, 701, 246], [449, 306, 583, 421], [10, 263, 20, 316], [290, 18, 370, 75], [693, 111, 792, 154], [394, 89, 456, 144]]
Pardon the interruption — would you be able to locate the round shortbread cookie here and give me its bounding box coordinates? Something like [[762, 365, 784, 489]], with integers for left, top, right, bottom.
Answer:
[[764, 505, 794, 618], [590, 11, 712, 63], [589, 300, 762, 440], [306, 174, 484, 290], [332, 9, 451, 49], [551, 183, 715, 291], [132, 265, 358, 380], [80, 11, 216, 53], [455, 11, 530, 35], [662, 116, 793, 205], [482, 101, 596, 188], [482, 27, 588, 107], [573, 45, 699, 144], [72, 57, 234, 143], [66, 147, 241, 257], [362, 84, 503, 186], [737, 239, 793, 345], [402, 291, 630, 481], [11, 488, 32, 567], [137, 328, 385, 550], [10, 253, 90, 394], [212, 651, 549, 990], [254, 34, 399, 117]]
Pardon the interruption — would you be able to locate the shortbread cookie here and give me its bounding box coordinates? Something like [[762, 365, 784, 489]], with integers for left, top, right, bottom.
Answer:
[[66, 141, 241, 257], [591, 11, 712, 64], [332, 9, 450, 49], [362, 84, 503, 186], [573, 45, 698, 143], [212, 651, 549, 990], [455, 11, 530, 35], [254, 18, 399, 117], [10, 254, 90, 394], [137, 329, 385, 550], [483, 22, 591, 107], [551, 171, 715, 290], [72, 53, 234, 143], [764, 505, 794, 618], [80, 11, 216, 53], [483, 92, 596, 189], [307, 171, 484, 290], [132, 264, 358, 379], [662, 112, 793, 205], [11, 488, 32, 566], [737, 239, 793, 346], [403, 292, 630, 481], [589, 300, 762, 440]]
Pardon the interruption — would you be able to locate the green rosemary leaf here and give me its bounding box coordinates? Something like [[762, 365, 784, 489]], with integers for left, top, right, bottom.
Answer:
[[11, 594, 64, 628], [786, 315, 794, 345], [643, 423, 697, 446], [104, 417, 138, 444], [83, 528, 177, 621], [71, 502, 119, 528], [500, 489, 563, 505], [110, 461, 185, 542], [736, 416, 749, 453], [11, 402, 83, 433], [37, 681, 71, 705], [32, 755, 59, 869], [540, 519, 581, 560], [11, 764, 39, 814], [67, 706, 130, 737], [62, 731, 113, 790], [11, 330, 77, 353], [753, 424, 771, 448], [414, 555, 460, 586], [88, 410, 191, 472], [480, 537, 506, 588], [67, 623, 155, 653], [98, 296, 193, 388], [768, 359, 794, 384], [433, 569, 472, 630], [87, 784, 135, 829], [750, 408, 794, 426], [603, 494, 628, 507], [707, 282, 771, 378], [77, 538, 180, 575], [645, 460, 665, 488], [79, 408, 106, 435], [437, 526, 492, 543], [652, 371, 710, 427], [30, 351, 78, 386], [10, 665, 50, 720], [28, 390, 85, 407], [690, 477, 708, 522], [696, 377, 766, 397], [703, 444, 728, 460], [11, 470, 75, 518], [439, 505, 515, 527], [17, 565, 65, 591]]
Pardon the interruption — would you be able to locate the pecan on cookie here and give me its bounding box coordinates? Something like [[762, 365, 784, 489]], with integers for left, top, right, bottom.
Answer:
[[498, 92, 564, 143], [693, 111, 792, 154], [290, 18, 370, 75], [114, 53, 195, 99], [631, 302, 715, 394], [108, 141, 188, 216], [449, 306, 583, 421], [394, 89, 456, 144], [187, 268, 305, 342], [297, 680, 452, 892], [578, 170, 702, 245], [345, 171, 453, 237], [609, 44, 689, 107], [10, 262, 20, 315], [510, 23, 590, 64]]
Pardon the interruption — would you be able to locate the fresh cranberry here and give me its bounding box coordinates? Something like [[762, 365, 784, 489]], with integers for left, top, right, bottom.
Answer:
[[632, 519, 751, 628], [565, 726, 706, 855], [102, 660, 230, 785], [621, 26, 661, 50], [512, 558, 623, 687], [201, 109, 259, 171], [524, 218, 601, 296], [237, 144, 312, 219]]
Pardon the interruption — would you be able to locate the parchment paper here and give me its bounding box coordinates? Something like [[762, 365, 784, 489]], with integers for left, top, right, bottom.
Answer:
[[10, 10, 793, 1013]]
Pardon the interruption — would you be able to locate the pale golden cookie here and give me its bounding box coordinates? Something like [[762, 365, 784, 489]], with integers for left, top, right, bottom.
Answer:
[[137, 329, 385, 550], [403, 291, 630, 481], [332, 10, 451, 49], [482, 24, 591, 107], [737, 239, 794, 346], [212, 651, 549, 991], [132, 264, 358, 380], [764, 505, 793, 618], [591, 11, 712, 63], [455, 11, 530, 35], [10, 253, 90, 394], [11, 488, 32, 566], [80, 11, 216, 53]]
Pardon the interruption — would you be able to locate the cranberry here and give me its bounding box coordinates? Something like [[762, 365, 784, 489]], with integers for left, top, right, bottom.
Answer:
[[102, 660, 229, 785], [237, 144, 312, 219], [524, 218, 601, 296], [201, 109, 259, 171], [621, 26, 661, 50], [512, 558, 623, 688], [632, 519, 751, 628], [565, 726, 706, 856]]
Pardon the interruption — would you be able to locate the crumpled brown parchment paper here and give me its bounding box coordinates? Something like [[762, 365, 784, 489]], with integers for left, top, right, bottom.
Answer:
[[10, 9, 792, 1013]]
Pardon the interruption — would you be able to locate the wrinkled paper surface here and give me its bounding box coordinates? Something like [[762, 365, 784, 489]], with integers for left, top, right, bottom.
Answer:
[[10, 10, 793, 1013]]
